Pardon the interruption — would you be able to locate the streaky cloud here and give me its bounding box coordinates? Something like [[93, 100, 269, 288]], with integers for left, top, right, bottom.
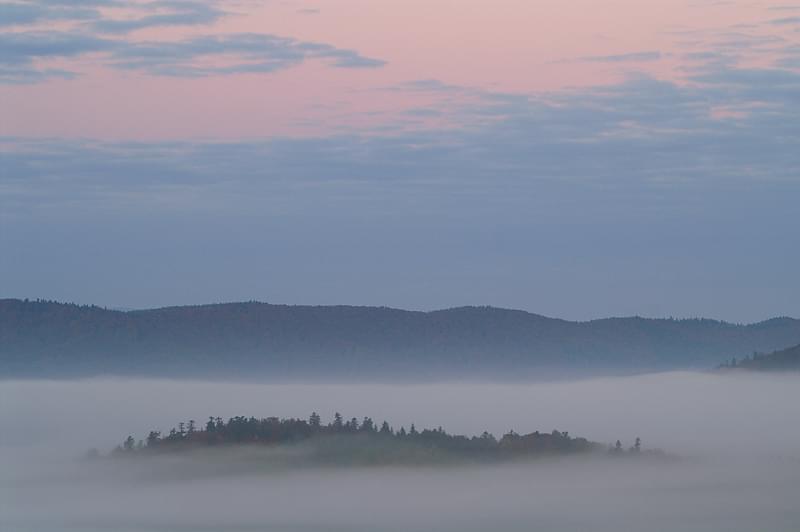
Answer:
[[0, 2, 100, 26], [579, 51, 662, 63], [0, 30, 116, 62], [108, 33, 385, 76], [3, 59, 799, 215], [89, 0, 226, 33], [0, 30, 117, 83], [0, 28, 385, 83], [768, 15, 800, 24], [0, 0, 219, 30]]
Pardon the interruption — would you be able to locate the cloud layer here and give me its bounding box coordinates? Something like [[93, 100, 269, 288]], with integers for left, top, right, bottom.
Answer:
[[0, 0, 385, 82]]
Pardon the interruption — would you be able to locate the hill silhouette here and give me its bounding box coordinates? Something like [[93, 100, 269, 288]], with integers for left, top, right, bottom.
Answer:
[[2, 299, 800, 378]]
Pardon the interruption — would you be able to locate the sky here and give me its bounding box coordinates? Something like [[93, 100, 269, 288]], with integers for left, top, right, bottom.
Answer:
[[1, 0, 799, 322]]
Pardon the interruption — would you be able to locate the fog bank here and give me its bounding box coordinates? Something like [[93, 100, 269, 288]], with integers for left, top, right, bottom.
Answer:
[[2, 372, 799, 531]]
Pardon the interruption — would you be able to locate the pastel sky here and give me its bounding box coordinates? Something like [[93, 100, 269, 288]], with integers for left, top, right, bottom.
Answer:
[[1, 0, 799, 321]]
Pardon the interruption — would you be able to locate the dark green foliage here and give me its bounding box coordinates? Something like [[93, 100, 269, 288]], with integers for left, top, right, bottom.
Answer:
[[720, 343, 800, 371], [4, 298, 800, 378], [113, 412, 618, 465]]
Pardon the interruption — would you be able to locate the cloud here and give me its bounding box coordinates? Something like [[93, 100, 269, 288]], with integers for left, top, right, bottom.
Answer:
[[769, 16, 800, 25], [580, 51, 662, 63], [0, 0, 384, 83], [89, 0, 226, 33], [36, 0, 121, 5], [0, 2, 100, 26], [0, 65, 77, 83], [689, 65, 800, 85], [0, 31, 117, 82], [0, 27, 385, 83], [108, 33, 385, 76], [778, 55, 800, 68], [394, 79, 467, 93], [0, 0, 223, 30], [3, 59, 799, 213], [0, 0, 244, 81], [0, 31, 116, 62], [672, 25, 788, 72]]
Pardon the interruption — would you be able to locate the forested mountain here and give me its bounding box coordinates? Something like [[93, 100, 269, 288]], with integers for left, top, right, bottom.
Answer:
[[2, 298, 800, 379], [722, 343, 800, 372]]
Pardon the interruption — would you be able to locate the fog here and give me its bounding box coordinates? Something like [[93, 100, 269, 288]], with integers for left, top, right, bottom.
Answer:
[[3, 372, 800, 531]]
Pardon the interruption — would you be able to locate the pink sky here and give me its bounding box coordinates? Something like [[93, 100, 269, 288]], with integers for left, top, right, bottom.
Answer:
[[1, 0, 797, 139]]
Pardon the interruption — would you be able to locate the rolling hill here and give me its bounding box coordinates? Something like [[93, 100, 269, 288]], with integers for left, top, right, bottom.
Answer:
[[2, 299, 800, 379]]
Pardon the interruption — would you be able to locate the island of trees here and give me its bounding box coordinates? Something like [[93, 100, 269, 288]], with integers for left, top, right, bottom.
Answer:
[[108, 413, 660, 466]]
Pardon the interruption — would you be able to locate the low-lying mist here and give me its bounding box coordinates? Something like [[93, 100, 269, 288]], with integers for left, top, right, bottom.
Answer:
[[3, 371, 799, 531]]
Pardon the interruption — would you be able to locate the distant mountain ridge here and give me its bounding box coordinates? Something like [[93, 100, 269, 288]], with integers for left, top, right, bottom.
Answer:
[[2, 298, 800, 379]]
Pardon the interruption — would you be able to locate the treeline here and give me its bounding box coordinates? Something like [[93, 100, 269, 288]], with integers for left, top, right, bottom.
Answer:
[[5, 298, 800, 379], [110, 413, 655, 465], [720, 343, 800, 372]]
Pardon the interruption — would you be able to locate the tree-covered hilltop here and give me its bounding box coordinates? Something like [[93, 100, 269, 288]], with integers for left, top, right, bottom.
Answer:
[[3, 299, 800, 378], [720, 343, 800, 372], [109, 413, 657, 466]]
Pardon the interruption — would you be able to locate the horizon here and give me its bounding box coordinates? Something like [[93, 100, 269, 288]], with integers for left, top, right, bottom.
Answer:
[[5, 296, 798, 325]]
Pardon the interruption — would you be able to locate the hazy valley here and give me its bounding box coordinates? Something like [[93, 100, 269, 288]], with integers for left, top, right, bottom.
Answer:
[[3, 372, 800, 531]]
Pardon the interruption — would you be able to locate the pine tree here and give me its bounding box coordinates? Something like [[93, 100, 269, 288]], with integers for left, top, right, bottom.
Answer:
[[361, 417, 374, 432], [146, 431, 161, 446]]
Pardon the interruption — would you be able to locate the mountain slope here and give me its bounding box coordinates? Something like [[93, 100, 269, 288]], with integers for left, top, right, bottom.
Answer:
[[729, 343, 800, 371], [2, 299, 800, 378]]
